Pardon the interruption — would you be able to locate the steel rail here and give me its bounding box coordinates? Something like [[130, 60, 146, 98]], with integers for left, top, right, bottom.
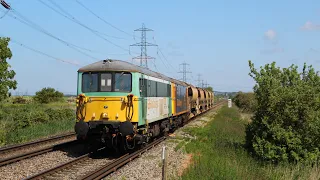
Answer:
[[0, 140, 77, 167], [0, 132, 76, 153], [24, 151, 92, 180], [80, 137, 166, 180]]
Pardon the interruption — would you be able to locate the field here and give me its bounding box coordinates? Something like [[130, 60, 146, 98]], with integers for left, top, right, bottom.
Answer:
[[178, 105, 320, 180], [0, 96, 76, 147]]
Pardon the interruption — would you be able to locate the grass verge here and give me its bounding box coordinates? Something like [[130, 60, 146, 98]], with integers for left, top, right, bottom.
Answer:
[[179, 105, 320, 180], [5, 118, 74, 145], [0, 103, 75, 147]]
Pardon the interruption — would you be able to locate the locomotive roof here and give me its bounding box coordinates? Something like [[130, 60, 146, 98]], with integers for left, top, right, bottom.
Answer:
[[78, 59, 191, 87]]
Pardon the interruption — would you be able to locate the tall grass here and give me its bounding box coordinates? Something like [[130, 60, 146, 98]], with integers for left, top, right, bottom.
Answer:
[[0, 101, 75, 147], [5, 118, 74, 145], [180, 106, 320, 180]]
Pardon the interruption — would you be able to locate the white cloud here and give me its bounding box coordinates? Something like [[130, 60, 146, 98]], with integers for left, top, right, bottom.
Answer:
[[264, 29, 277, 40], [260, 48, 284, 54], [301, 21, 320, 31]]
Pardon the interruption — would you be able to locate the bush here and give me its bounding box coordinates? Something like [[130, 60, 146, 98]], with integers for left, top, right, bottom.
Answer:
[[6, 105, 48, 128], [45, 108, 74, 121], [12, 96, 27, 104], [33, 87, 64, 104], [0, 122, 7, 146], [233, 92, 257, 112], [245, 61, 320, 164], [1, 104, 75, 129]]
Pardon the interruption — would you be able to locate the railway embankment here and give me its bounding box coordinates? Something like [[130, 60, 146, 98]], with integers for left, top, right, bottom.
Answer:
[[103, 104, 223, 180], [178, 105, 320, 180], [104, 104, 320, 180]]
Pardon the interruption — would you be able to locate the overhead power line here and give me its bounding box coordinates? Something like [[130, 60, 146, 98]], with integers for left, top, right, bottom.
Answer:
[[130, 23, 157, 68], [0, 8, 8, 19], [75, 0, 137, 39], [153, 37, 178, 73], [40, 0, 125, 40], [39, 0, 138, 54], [151, 38, 172, 73], [2, 35, 82, 66], [0, 0, 10, 10], [1, 7, 100, 61], [155, 50, 170, 72]]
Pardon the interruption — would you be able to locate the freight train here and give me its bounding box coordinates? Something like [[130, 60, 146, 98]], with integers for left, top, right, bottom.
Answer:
[[75, 59, 214, 153]]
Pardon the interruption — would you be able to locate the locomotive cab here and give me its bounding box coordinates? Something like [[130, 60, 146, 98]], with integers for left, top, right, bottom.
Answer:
[[75, 65, 140, 151]]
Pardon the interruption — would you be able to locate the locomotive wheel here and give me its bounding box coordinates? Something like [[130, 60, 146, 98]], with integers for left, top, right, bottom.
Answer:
[[114, 136, 128, 156]]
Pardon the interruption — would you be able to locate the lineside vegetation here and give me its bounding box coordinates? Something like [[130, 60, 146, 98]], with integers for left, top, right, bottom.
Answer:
[[0, 92, 75, 146], [246, 60, 320, 164], [180, 106, 320, 180], [232, 91, 256, 113], [0, 37, 75, 146]]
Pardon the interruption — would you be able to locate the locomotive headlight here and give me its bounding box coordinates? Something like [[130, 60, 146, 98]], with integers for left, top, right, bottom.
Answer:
[[102, 112, 108, 118], [116, 113, 119, 119]]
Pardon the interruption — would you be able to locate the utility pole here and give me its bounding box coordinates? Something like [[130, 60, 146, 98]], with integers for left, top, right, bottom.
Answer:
[[197, 74, 202, 87], [178, 62, 191, 83], [203, 81, 209, 88], [130, 23, 157, 68]]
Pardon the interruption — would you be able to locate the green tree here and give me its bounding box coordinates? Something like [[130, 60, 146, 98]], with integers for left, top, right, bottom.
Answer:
[[0, 37, 17, 101], [245, 60, 320, 164], [233, 91, 257, 112], [33, 87, 64, 104], [205, 86, 213, 92]]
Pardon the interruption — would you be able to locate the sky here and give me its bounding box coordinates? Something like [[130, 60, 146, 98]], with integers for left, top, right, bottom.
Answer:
[[1, 0, 320, 95]]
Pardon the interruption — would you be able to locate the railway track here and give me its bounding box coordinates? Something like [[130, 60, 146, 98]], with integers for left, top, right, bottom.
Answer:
[[25, 137, 166, 180], [184, 101, 225, 125], [0, 132, 77, 167], [24, 101, 225, 180], [81, 137, 165, 180]]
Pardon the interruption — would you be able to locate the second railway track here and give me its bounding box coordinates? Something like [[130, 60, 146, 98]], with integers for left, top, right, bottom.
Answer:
[[0, 132, 77, 167]]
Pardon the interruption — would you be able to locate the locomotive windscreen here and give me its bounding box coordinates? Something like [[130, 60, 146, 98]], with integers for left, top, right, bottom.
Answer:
[[81, 72, 132, 92]]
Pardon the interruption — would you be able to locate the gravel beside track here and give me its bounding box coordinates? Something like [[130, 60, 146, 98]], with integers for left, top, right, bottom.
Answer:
[[104, 140, 185, 180], [0, 142, 86, 180], [48, 156, 115, 180], [0, 136, 76, 160], [0, 151, 75, 180], [104, 106, 222, 180], [25, 148, 117, 180]]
